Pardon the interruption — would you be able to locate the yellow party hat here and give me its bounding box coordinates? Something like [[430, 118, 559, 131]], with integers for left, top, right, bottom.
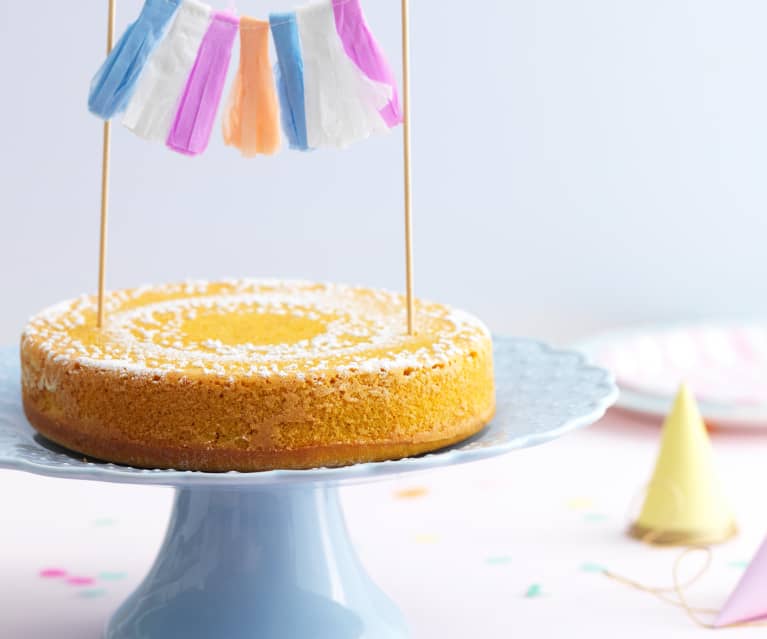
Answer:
[[629, 384, 737, 545]]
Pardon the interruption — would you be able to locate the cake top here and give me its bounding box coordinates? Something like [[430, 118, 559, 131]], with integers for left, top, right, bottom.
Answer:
[[22, 280, 490, 379]]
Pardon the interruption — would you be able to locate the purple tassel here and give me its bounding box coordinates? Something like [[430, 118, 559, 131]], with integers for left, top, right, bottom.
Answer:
[[167, 11, 239, 156], [333, 0, 402, 128]]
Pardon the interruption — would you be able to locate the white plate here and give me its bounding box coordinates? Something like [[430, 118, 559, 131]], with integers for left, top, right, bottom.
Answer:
[[575, 322, 767, 428]]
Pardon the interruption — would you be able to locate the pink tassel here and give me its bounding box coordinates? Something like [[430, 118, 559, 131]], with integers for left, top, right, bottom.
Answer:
[[167, 11, 239, 156], [333, 0, 402, 127]]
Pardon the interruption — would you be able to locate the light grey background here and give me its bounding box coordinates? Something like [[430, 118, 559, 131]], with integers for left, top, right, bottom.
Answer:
[[1, 0, 766, 346]]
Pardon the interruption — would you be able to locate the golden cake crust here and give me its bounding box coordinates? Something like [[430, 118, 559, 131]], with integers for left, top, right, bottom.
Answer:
[[20, 280, 495, 471]]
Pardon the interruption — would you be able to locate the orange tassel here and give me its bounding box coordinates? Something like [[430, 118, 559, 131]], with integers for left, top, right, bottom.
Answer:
[[223, 17, 281, 156]]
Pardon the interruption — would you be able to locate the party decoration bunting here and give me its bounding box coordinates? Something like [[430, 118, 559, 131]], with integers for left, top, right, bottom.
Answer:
[[715, 536, 767, 627], [89, 0, 182, 119], [629, 384, 736, 546], [297, 1, 392, 149], [167, 11, 239, 156], [223, 18, 281, 156], [88, 0, 414, 331], [123, 0, 212, 142], [333, 0, 402, 127], [89, 0, 402, 157], [270, 12, 310, 151]]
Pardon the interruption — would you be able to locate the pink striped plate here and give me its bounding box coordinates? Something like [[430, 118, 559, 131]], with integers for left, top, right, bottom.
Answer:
[[576, 323, 767, 428]]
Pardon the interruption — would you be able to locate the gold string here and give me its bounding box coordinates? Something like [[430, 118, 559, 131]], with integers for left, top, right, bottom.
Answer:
[[672, 548, 719, 629], [604, 546, 767, 630], [606, 482, 765, 629], [604, 547, 717, 615]]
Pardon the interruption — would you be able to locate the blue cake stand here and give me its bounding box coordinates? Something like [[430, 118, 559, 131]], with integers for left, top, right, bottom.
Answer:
[[0, 337, 616, 639]]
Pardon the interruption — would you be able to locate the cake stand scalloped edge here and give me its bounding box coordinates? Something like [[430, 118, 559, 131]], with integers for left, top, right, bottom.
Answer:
[[0, 336, 617, 638]]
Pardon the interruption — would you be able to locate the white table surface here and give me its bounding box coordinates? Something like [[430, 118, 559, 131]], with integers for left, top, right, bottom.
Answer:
[[1, 410, 766, 638]]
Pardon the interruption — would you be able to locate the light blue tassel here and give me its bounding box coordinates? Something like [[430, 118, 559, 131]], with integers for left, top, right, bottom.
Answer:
[[269, 12, 309, 151], [88, 0, 182, 120]]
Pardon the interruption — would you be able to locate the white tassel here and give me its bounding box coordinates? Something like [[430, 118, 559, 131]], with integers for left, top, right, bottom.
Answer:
[[296, 1, 392, 149], [122, 0, 212, 142]]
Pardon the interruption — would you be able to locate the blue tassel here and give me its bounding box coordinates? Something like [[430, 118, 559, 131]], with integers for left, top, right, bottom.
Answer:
[[269, 12, 309, 151], [88, 0, 182, 120]]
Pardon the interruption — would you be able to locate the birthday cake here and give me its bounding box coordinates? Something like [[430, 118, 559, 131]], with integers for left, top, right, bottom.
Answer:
[[20, 280, 495, 471]]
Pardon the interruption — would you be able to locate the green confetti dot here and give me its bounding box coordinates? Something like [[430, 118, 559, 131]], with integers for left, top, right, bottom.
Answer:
[[485, 556, 513, 566], [584, 513, 607, 523], [92, 518, 118, 527], [580, 562, 607, 573], [99, 572, 127, 581], [729, 561, 749, 570], [78, 589, 107, 599], [525, 584, 543, 598]]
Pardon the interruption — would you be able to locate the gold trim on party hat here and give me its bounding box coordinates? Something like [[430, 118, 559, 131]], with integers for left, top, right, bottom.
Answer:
[[628, 521, 738, 546], [629, 384, 736, 546]]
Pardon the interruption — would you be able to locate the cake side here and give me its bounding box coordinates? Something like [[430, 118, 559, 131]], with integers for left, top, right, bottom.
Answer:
[[20, 280, 495, 471]]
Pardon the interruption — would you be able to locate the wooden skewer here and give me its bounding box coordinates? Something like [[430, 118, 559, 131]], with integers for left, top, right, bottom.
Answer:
[[94, 1, 412, 333], [401, 0, 415, 336], [97, 0, 117, 329]]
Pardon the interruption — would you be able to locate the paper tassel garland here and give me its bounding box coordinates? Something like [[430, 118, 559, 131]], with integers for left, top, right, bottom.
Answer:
[[89, 0, 182, 119], [629, 384, 736, 546], [333, 0, 402, 127], [123, 0, 212, 142], [297, 1, 392, 149], [90, 0, 402, 156], [270, 13, 310, 151], [167, 11, 239, 156], [223, 18, 281, 156], [715, 536, 767, 627]]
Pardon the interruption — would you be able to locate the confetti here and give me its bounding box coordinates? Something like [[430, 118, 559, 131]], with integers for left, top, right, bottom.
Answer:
[[485, 556, 513, 566], [580, 562, 607, 573], [414, 534, 439, 544], [525, 584, 543, 598], [567, 497, 595, 511], [92, 518, 118, 527], [584, 513, 608, 523], [99, 572, 128, 581], [394, 487, 429, 500], [67, 577, 96, 587], [39, 568, 68, 579], [729, 561, 749, 570], [78, 589, 108, 599]]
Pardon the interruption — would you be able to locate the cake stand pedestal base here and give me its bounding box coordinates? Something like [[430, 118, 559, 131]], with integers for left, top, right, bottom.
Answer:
[[106, 485, 408, 639], [0, 338, 618, 638]]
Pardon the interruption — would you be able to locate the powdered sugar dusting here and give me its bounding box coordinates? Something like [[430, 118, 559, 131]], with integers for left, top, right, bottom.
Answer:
[[22, 280, 491, 379]]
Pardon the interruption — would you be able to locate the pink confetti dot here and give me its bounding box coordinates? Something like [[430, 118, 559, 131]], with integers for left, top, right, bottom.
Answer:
[[67, 577, 96, 587], [39, 569, 68, 579]]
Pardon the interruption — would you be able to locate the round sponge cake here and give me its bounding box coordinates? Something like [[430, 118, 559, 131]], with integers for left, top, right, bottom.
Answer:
[[20, 280, 495, 471]]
